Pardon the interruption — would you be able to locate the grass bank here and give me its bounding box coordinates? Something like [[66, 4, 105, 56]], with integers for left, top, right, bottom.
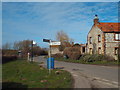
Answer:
[[2, 59, 73, 88], [55, 57, 119, 66]]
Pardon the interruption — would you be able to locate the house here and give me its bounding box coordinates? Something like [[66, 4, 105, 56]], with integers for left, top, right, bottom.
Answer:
[[72, 43, 86, 54], [50, 42, 87, 55], [80, 44, 86, 54], [87, 15, 120, 60], [50, 41, 73, 55]]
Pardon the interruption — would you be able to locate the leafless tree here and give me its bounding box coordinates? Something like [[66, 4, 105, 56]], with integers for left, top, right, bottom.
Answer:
[[2, 42, 11, 50], [13, 40, 47, 56], [56, 30, 74, 51]]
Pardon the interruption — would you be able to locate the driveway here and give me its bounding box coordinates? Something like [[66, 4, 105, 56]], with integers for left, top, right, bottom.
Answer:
[[34, 56, 119, 88]]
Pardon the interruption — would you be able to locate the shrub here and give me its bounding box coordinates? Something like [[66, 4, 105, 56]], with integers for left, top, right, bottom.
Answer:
[[2, 56, 18, 64], [80, 54, 115, 62], [52, 53, 63, 58], [2, 50, 18, 56], [63, 47, 81, 60]]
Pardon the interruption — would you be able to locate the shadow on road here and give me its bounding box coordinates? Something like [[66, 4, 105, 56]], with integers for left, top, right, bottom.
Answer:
[[54, 67, 64, 69]]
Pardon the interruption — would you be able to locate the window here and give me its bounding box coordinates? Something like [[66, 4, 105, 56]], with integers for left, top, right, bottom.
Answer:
[[98, 47, 101, 54], [115, 47, 118, 55], [82, 47, 85, 53], [89, 48, 92, 54], [89, 37, 92, 44], [98, 35, 101, 42], [115, 33, 120, 41]]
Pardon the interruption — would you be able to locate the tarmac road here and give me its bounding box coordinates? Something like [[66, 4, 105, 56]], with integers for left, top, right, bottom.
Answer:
[[34, 56, 119, 88]]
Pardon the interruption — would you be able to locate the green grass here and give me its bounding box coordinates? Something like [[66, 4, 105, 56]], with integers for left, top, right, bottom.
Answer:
[[2, 59, 73, 88], [55, 57, 119, 66]]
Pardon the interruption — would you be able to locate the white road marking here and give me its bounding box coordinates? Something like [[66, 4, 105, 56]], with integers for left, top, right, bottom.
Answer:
[[97, 80, 118, 88], [93, 77, 118, 87]]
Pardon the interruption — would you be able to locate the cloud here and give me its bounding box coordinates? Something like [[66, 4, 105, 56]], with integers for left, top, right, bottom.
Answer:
[[2, 2, 118, 47]]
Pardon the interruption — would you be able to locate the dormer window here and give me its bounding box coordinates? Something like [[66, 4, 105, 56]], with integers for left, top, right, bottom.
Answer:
[[89, 37, 92, 44], [115, 33, 120, 41], [98, 35, 101, 42]]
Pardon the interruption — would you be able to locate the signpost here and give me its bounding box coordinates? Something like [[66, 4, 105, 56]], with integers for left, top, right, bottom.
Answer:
[[43, 39, 61, 74], [43, 39, 51, 74], [49, 42, 61, 45], [43, 39, 50, 43]]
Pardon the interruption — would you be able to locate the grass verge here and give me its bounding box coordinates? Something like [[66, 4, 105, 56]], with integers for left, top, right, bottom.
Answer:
[[55, 57, 119, 66], [2, 59, 73, 88]]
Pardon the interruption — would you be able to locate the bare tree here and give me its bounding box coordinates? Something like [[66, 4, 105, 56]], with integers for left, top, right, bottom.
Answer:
[[13, 40, 32, 54], [2, 42, 11, 50], [56, 30, 74, 51], [56, 30, 69, 42], [13, 40, 47, 56]]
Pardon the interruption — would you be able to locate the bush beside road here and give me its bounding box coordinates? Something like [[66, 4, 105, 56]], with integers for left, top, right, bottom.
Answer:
[[54, 54, 119, 66]]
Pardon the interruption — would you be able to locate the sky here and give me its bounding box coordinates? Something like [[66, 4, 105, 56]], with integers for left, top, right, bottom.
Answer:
[[2, 1, 119, 48]]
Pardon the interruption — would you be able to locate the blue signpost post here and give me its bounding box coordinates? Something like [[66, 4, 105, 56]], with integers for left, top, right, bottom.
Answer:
[[47, 57, 54, 69], [43, 39, 52, 74], [43, 39, 60, 74]]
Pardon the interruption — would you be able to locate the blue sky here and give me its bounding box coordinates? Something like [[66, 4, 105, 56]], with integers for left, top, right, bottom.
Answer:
[[2, 2, 118, 48]]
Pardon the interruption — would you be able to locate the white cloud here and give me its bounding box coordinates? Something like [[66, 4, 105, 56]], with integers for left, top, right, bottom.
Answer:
[[2, 2, 118, 47]]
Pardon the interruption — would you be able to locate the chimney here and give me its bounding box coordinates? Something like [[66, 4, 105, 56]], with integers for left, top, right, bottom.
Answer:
[[93, 14, 99, 25]]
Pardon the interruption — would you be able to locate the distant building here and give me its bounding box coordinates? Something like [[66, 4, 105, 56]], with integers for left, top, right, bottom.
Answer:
[[50, 41, 73, 55], [50, 45, 63, 55], [73, 43, 86, 54], [87, 15, 120, 60], [80, 44, 86, 54]]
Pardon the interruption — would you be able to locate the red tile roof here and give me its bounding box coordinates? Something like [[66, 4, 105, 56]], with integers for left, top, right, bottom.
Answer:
[[97, 22, 120, 32]]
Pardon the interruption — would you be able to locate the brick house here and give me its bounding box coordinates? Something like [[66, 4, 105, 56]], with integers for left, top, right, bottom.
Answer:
[[87, 15, 120, 60]]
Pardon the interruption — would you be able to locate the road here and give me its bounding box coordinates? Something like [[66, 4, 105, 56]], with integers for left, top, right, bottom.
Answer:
[[34, 56, 119, 88]]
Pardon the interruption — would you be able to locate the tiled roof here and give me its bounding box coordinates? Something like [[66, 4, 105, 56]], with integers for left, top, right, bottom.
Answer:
[[97, 22, 120, 32]]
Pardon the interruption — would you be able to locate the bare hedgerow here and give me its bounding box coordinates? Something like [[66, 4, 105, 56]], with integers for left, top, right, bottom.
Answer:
[[51, 53, 63, 58], [79, 54, 115, 62], [63, 47, 81, 60]]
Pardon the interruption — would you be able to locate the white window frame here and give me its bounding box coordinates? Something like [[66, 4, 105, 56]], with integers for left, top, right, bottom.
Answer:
[[98, 35, 101, 42], [115, 33, 120, 40], [89, 37, 92, 44]]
